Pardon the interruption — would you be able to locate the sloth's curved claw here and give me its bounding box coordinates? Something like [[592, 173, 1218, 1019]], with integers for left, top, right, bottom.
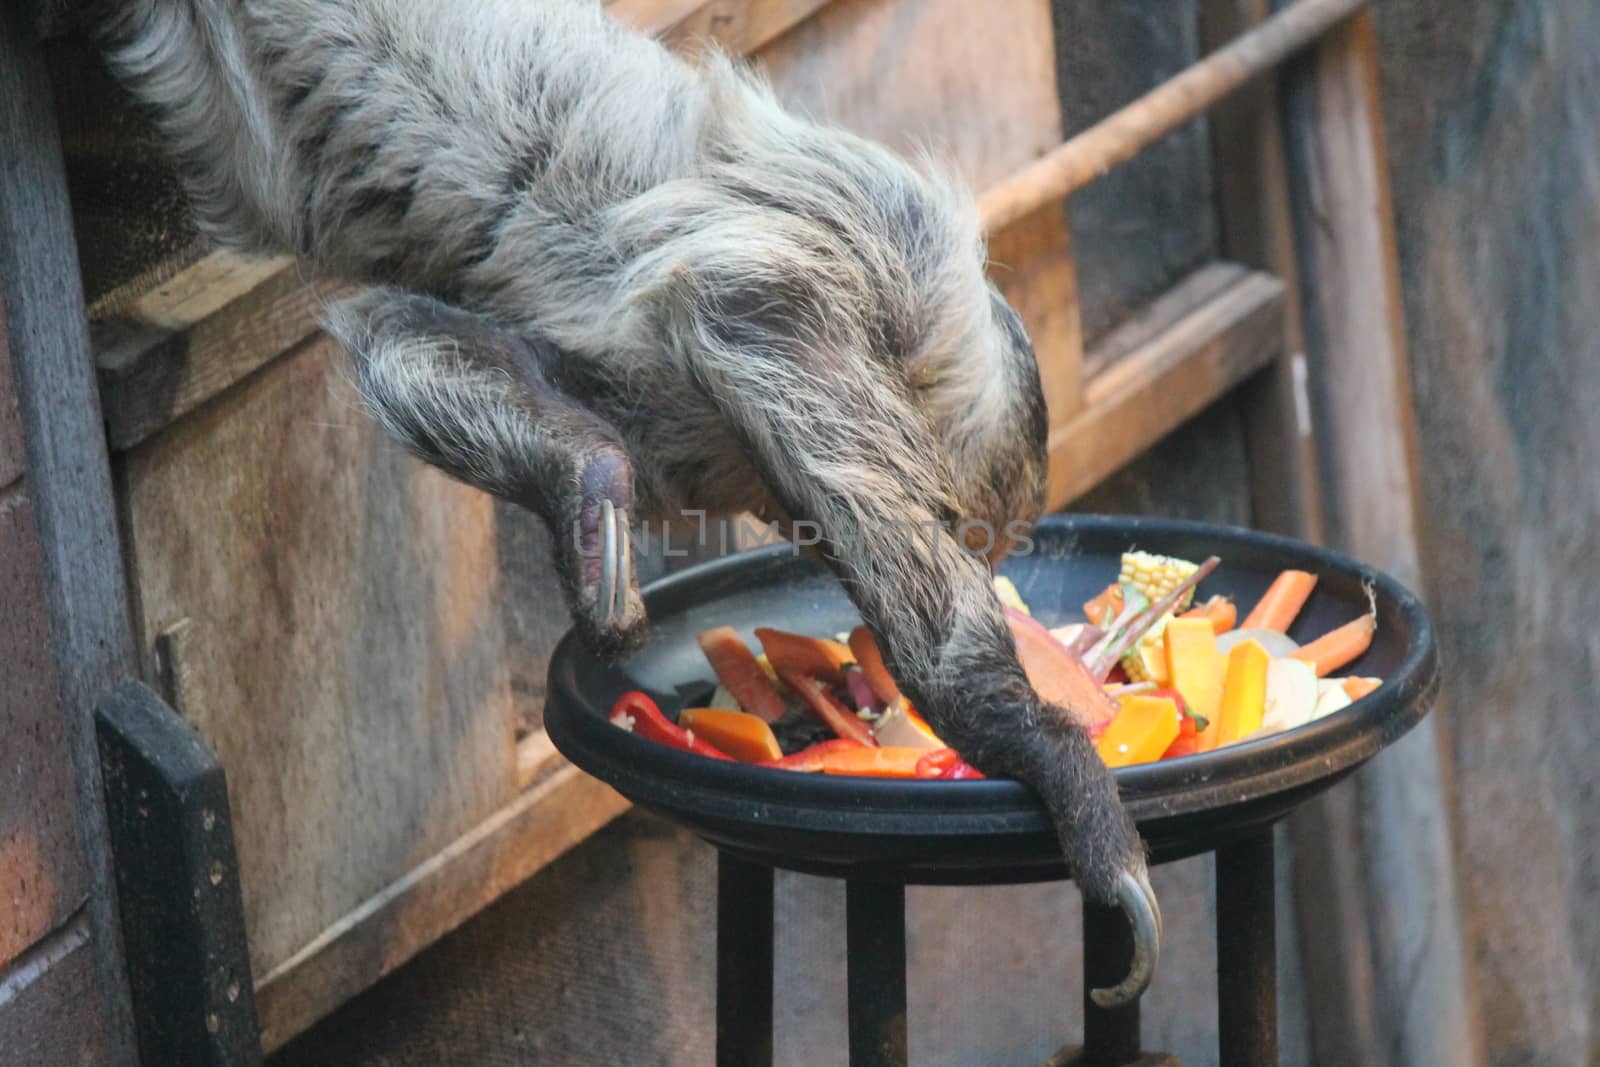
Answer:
[[1089, 868, 1162, 1009]]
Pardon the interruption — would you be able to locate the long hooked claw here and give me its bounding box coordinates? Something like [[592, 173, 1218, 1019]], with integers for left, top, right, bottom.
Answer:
[[599, 498, 619, 625], [612, 507, 632, 626], [1089, 868, 1162, 1009]]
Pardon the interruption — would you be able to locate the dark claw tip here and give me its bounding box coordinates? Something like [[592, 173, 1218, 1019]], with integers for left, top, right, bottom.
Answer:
[[1089, 868, 1162, 1009]]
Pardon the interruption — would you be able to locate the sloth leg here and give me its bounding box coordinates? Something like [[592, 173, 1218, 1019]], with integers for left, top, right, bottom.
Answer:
[[326, 287, 647, 656]]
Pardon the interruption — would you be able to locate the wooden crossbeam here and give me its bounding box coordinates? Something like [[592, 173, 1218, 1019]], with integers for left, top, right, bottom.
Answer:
[[1046, 265, 1284, 509], [978, 0, 1370, 232]]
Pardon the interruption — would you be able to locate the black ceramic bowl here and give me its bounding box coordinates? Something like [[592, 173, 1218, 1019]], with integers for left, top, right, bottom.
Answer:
[[545, 515, 1439, 883]]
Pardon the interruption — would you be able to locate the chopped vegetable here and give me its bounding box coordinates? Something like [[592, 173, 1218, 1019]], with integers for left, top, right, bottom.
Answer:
[[873, 700, 945, 749], [847, 626, 904, 707], [1262, 658, 1319, 734], [817, 745, 938, 778], [1164, 618, 1226, 751], [1241, 570, 1318, 632], [610, 691, 733, 760], [1161, 714, 1203, 759], [1096, 694, 1182, 768], [756, 628, 855, 686], [761, 739, 865, 772], [776, 667, 878, 746], [634, 550, 1385, 774], [842, 664, 880, 712], [1313, 683, 1352, 719], [1181, 595, 1237, 635], [1120, 615, 1175, 685], [1006, 607, 1120, 728], [678, 707, 784, 763], [1216, 628, 1301, 660], [698, 627, 788, 723], [1083, 583, 1125, 628], [1342, 677, 1382, 701], [1289, 613, 1376, 677], [1215, 639, 1270, 745], [1088, 557, 1220, 680], [1121, 551, 1202, 612]]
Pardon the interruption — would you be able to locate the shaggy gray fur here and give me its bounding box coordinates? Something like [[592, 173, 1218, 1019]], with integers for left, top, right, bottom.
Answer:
[[92, 0, 1145, 904]]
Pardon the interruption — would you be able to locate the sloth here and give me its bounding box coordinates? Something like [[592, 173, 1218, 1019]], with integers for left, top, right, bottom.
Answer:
[[93, 0, 1159, 1001]]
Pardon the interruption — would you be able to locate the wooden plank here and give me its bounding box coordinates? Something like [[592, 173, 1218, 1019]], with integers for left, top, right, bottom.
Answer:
[[1201, 0, 1325, 545], [1046, 266, 1285, 508], [0, 9, 139, 1058], [0, 488, 91, 972], [121, 335, 518, 985], [1278, 13, 1482, 1067], [609, 0, 837, 55], [515, 729, 563, 791], [0, 300, 20, 490], [254, 763, 632, 1051], [93, 253, 341, 450], [96, 682, 262, 1067], [757, 0, 1085, 425], [0, 911, 112, 1065], [977, 0, 1369, 233]]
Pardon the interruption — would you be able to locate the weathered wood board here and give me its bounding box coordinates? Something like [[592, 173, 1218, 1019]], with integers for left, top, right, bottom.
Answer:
[[1051, 0, 1218, 345], [0, 305, 20, 491], [0, 913, 111, 1067], [1368, 1, 1600, 1062], [119, 336, 518, 981], [0, 488, 89, 972], [755, 0, 1086, 425]]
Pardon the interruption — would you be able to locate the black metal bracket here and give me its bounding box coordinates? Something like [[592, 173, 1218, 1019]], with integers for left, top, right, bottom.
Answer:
[[96, 680, 263, 1066]]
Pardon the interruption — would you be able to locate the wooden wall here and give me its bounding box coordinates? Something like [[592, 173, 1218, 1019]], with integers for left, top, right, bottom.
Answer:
[[0, 315, 117, 1066], [1374, 1, 1600, 1062]]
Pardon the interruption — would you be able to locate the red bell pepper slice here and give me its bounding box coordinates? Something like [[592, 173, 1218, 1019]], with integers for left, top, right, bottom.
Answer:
[[776, 668, 878, 747], [760, 739, 865, 772], [610, 690, 733, 760], [914, 748, 987, 779]]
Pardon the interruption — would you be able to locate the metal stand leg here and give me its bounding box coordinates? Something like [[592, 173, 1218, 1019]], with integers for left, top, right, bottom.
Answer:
[[1216, 832, 1278, 1067], [1082, 900, 1142, 1065], [846, 879, 909, 1067], [717, 851, 774, 1067]]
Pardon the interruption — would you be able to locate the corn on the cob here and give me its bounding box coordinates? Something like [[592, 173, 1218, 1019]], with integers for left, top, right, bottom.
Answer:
[[1120, 552, 1201, 614], [1121, 614, 1175, 684]]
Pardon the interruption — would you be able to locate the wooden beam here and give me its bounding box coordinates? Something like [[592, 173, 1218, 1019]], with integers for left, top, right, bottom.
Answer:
[[1278, 13, 1483, 1066], [977, 0, 1369, 233], [93, 254, 340, 450], [253, 756, 631, 1052], [607, 0, 834, 55], [0, 6, 138, 1059], [1046, 264, 1284, 509]]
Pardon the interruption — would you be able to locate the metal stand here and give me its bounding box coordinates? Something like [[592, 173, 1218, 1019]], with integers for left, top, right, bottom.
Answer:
[[1216, 831, 1277, 1067], [716, 852, 775, 1067], [846, 879, 909, 1067], [714, 839, 1284, 1066]]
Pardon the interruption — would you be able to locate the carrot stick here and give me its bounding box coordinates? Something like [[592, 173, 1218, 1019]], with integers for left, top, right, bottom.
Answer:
[[1289, 614, 1375, 677], [761, 739, 864, 772], [698, 627, 787, 723], [1342, 676, 1382, 701], [679, 708, 784, 763], [1181, 595, 1237, 635], [1241, 570, 1318, 631], [1083, 583, 1124, 627], [848, 626, 903, 707], [755, 628, 854, 686], [817, 745, 930, 778]]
